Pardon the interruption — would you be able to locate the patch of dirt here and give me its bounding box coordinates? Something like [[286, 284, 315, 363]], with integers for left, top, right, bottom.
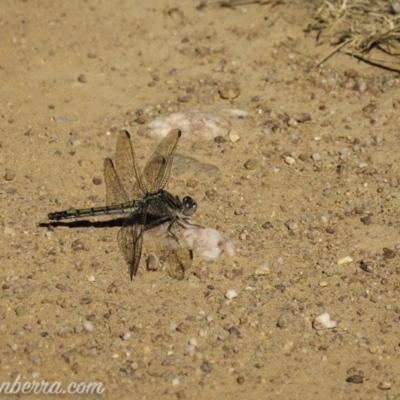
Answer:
[[1, 1, 400, 399]]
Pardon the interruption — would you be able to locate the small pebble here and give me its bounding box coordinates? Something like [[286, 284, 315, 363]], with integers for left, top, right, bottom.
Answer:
[[285, 220, 298, 231], [199, 328, 208, 337], [383, 247, 396, 259], [83, 320, 93, 332], [176, 323, 189, 333], [218, 82, 241, 100], [78, 74, 87, 83], [339, 148, 349, 158], [262, 221, 273, 229], [228, 130, 240, 143], [131, 362, 138, 371], [378, 381, 392, 390], [15, 306, 27, 316], [313, 313, 337, 330], [346, 375, 363, 384], [123, 332, 132, 341], [146, 253, 160, 271], [337, 256, 353, 265], [225, 289, 238, 300], [254, 262, 270, 276], [223, 108, 248, 117], [200, 361, 211, 373], [4, 227, 16, 236], [4, 170, 15, 181], [71, 239, 85, 251], [311, 153, 321, 162], [360, 215, 371, 225], [293, 112, 311, 123], [284, 156, 295, 165], [244, 159, 257, 170], [9, 342, 18, 351], [172, 378, 180, 386]]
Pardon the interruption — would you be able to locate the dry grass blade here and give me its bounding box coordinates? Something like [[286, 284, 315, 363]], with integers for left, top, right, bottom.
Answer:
[[218, 0, 283, 6], [308, 0, 400, 71]]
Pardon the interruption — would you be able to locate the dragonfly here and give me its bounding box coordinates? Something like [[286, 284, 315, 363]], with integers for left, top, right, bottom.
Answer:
[[48, 129, 198, 280]]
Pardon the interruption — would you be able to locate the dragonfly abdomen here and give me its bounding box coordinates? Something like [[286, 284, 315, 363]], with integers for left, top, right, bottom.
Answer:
[[48, 201, 140, 221]]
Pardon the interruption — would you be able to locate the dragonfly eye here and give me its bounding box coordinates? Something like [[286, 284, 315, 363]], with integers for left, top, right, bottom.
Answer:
[[182, 196, 197, 216]]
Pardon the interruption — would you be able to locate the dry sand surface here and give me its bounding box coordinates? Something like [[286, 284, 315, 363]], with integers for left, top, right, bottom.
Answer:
[[1, 0, 400, 399]]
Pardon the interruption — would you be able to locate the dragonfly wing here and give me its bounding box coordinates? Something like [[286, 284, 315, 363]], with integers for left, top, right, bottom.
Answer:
[[145, 217, 193, 280], [143, 129, 181, 192], [117, 221, 144, 280], [104, 158, 130, 206], [115, 130, 147, 198], [117, 205, 149, 279]]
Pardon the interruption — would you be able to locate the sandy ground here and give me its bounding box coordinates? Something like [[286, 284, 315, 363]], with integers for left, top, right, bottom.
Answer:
[[1, 0, 400, 399]]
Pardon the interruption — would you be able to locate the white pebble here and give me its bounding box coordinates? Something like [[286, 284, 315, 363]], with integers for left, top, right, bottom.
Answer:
[[196, 310, 206, 320], [254, 262, 270, 276], [4, 227, 16, 236], [285, 220, 298, 230], [284, 156, 295, 165], [172, 378, 180, 386], [339, 148, 349, 158], [138, 111, 231, 140], [228, 130, 240, 143], [123, 332, 132, 341], [313, 313, 337, 330], [83, 320, 93, 332], [225, 289, 238, 300], [320, 215, 329, 224], [311, 152, 321, 162], [186, 345, 196, 354], [189, 338, 198, 347], [198, 328, 208, 337], [87, 275, 95, 282], [182, 223, 235, 261], [222, 108, 248, 117], [392, 1, 400, 13], [337, 256, 353, 265], [9, 343, 18, 351]]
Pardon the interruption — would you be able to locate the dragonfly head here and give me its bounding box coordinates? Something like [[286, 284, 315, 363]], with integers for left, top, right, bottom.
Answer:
[[181, 196, 197, 216]]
